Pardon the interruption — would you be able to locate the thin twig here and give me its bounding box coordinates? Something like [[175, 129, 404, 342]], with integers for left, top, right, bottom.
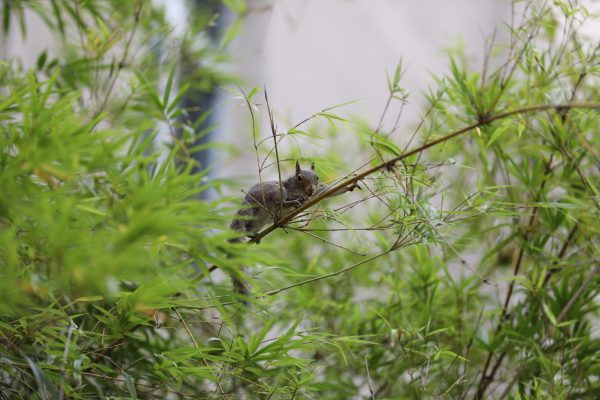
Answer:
[[238, 86, 263, 185], [262, 251, 392, 297], [91, 0, 143, 120], [291, 228, 366, 256], [364, 354, 376, 400], [264, 88, 285, 218]]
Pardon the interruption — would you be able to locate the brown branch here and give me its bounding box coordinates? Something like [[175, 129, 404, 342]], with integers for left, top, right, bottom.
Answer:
[[249, 102, 600, 245], [202, 104, 599, 310]]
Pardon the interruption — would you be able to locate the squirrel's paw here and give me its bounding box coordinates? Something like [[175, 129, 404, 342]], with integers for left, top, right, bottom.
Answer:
[[347, 182, 362, 191], [283, 197, 305, 207], [294, 197, 307, 206]]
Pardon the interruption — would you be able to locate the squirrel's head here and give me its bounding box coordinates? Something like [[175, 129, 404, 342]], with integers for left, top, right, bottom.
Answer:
[[295, 160, 319, 196]]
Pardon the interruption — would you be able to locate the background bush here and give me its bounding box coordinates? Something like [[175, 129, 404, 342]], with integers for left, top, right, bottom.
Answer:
[[0, 1, 599, 399]]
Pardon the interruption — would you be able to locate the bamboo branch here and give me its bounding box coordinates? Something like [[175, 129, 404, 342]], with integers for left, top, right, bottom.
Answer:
[[249, 102, 600, 245]]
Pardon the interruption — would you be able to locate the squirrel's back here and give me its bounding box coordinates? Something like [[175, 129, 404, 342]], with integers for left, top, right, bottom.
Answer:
[[229, 181, 287, 236]]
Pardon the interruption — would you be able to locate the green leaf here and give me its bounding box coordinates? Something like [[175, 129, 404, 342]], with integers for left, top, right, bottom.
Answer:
[[221, 18, 243, 48], [487, 120, 512, 148], [317, 112, 347, 122], [2, 3, 10, 35], [163, 64, 176, 108], [36, 51, 47, 70], [247, 86, 260, 100], [123, 372, 138, 399], [75, 204, 109, 217], [371, 134, 402, 156], [222, 0, 248, 14], [543, 303, 557, 326]]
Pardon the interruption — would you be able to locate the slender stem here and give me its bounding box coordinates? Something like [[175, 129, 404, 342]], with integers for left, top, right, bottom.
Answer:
[[262, 251, 391, 297], [264, 89, 285, 217], [92, 1, 143, 120], [364, 354, 376, 400]]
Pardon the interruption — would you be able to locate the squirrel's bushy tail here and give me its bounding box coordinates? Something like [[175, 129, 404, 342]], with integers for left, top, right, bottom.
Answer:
[[226, 236, 251, 300]]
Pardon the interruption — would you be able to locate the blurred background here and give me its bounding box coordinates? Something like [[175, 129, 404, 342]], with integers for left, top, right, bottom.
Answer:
[[0, 0, 510, 176], [216, 0, 513, 178], [2, 0, 598, 180]]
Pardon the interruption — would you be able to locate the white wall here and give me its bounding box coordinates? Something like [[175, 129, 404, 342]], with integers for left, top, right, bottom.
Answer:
[[216, 0, 512, 179]]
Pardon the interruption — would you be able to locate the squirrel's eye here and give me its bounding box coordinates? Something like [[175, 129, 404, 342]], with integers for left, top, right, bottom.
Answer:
[[297, 176, 303, 182]]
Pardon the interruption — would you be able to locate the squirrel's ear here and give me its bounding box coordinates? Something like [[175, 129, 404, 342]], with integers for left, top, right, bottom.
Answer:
[[295, 160, 301, 176], [310, 162, 315, 171]]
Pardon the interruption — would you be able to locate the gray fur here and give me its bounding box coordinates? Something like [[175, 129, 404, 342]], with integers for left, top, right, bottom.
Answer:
[[229, 163, 319, 238]]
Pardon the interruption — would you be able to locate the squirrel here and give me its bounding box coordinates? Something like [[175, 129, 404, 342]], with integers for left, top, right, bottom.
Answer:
[[230, 161, 320, 241], [227, 160, 359, 295]]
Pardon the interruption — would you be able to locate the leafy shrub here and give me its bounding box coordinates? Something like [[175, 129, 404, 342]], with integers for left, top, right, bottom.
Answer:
[[1, 1, 599, 399]]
